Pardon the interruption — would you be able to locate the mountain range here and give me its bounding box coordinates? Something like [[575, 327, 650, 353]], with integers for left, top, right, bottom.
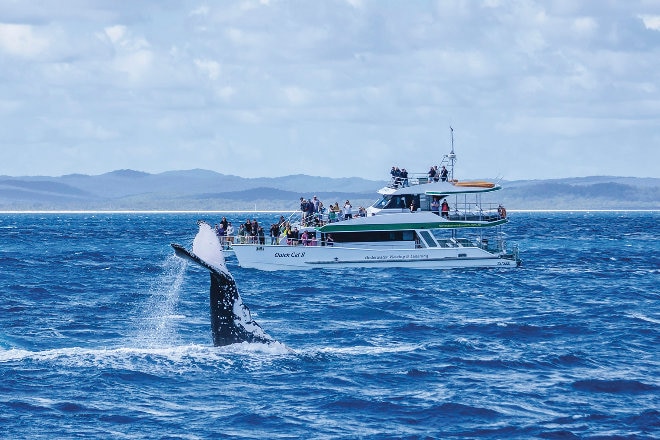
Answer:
[[0, 170, 658, 211]]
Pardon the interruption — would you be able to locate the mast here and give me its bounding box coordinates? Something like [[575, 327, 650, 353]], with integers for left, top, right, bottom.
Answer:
[[448, 126, 457, 181]]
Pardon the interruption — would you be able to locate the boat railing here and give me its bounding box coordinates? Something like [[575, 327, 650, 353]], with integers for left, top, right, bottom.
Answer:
[[287, 200, 505, 226], [388, 172, 448, 189], [447, 202, 504, 222]]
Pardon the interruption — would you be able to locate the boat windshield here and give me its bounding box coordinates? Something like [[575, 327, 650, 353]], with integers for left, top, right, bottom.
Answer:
[[371, 195, 418, 210], [371, 196, 390, 209]]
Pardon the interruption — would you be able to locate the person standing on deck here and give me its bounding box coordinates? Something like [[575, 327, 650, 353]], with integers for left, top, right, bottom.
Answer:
[[431, 198, 440, 215], [343, 200, 353, 220], [226, 222, 235, 243], [306, 198, 315, 225], [401, 168, 409, 187], [441, 200, 450, 218], [440, 166, 449, 182], [269, 223, 279, 245], [300, 197, 308, 224], [428, 166, 436, 182]]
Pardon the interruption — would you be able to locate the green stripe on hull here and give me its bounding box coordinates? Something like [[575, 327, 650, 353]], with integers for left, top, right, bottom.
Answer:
[[319, 219, 507, 233]]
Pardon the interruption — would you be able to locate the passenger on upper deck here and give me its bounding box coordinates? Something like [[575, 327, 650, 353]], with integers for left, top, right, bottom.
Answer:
[[428, 166, 436, 182], [390, 166, 402, 188], [400, 168, 409, 187], [440, 166, 448, 182]]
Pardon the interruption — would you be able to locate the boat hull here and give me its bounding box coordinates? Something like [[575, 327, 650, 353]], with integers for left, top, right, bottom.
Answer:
[[231, 244, 518, 271]]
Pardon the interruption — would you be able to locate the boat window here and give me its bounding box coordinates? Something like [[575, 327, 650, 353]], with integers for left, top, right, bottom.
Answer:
[[371, 196, 390, 209], [331, 230, 416, 243], [418, 230, 438, 247], [383, 196, 407, 209]]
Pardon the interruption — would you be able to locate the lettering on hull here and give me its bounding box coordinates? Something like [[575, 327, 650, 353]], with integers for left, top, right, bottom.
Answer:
[[274, 252, 306, 258], [364, 254, 430, 260]]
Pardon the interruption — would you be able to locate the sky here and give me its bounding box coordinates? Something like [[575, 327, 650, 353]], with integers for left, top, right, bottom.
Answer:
[[0, 0, 659, 181]]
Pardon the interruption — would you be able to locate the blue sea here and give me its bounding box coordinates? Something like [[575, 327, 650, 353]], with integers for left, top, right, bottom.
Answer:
[[1, 211, 658, 439]]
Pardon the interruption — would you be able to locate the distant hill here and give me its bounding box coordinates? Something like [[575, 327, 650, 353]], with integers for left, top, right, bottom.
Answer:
[[500, 176, 659, 210], [0, 170, 380, 211], [0, 170, 657, 211]]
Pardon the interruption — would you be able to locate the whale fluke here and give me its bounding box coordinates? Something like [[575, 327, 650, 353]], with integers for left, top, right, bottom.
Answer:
[[171, 222, 274, 346]]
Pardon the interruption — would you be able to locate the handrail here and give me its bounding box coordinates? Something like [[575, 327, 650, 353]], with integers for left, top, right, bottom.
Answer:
[[387, 170, 455, 188]]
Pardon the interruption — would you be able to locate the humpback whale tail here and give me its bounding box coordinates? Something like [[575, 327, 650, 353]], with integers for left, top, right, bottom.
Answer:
[[171, 221, 274, 347]]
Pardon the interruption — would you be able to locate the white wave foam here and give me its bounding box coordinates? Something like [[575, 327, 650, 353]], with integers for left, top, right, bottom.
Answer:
[[627, 313, 660, 325], [317, 343, 423, 356], [0, 341, 291, 368]]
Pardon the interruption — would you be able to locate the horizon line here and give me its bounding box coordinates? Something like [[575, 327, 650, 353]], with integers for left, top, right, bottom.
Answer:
[[1, 170, 658, 181], [1, 209, 658, 215]]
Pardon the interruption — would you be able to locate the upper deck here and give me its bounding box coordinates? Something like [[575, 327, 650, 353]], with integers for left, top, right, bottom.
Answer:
[[379, 177, 501, 197]]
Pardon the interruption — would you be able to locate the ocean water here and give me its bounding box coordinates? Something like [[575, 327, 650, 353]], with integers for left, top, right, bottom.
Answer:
[[0, 211, 658, 439]]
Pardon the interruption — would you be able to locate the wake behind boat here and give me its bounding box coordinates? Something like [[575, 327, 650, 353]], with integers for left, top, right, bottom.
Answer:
[[230, 130, 521, 271]]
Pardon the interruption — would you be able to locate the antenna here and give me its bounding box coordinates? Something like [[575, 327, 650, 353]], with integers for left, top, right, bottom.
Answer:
[[448, 126, 457, 181]]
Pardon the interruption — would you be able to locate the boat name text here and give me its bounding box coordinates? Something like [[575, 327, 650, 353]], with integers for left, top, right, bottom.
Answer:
[[274, 252, 306, 258]]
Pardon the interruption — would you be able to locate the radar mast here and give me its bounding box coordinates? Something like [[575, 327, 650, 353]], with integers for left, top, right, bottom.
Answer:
[[446, 126, 457, 181]]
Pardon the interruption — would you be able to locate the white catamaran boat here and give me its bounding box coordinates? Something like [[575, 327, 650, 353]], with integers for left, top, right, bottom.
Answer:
[[231, 133, 521, 271]]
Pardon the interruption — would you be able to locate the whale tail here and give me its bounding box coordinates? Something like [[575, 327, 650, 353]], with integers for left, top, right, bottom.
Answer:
[[171, 222, 274, 346]]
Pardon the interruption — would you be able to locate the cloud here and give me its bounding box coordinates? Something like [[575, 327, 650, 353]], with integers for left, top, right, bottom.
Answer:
[[194, 58, 221, 80], [0, 23, 49, 58], [573, 16, 598, 35], [639, 14, 660, 31], [189, 5, 210, 17], [0, 1, 658, 179], [283, 86, 309, 105], [98, 25, 153, 82]]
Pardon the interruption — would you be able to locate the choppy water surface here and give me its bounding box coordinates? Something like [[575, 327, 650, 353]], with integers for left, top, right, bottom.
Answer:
[[1, 212, 658, 439]]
